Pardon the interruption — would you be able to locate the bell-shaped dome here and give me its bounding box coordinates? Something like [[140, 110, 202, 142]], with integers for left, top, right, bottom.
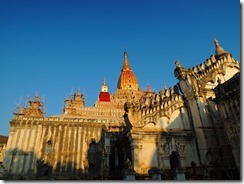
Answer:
[[117, 51, 139, 91]]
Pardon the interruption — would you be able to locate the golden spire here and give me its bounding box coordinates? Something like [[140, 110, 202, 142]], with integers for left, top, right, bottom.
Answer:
[[117, 51, 139, 91], [214, 38, 227, 57], [123, 51, 131, 70]]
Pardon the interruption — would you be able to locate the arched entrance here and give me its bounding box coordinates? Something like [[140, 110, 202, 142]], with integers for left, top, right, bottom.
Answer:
[[170, 151, 181, 170], [109, 133, 132, 179]]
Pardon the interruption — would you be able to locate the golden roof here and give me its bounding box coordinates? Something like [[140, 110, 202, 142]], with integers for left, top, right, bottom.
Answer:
[[117, 51, 139, 91]]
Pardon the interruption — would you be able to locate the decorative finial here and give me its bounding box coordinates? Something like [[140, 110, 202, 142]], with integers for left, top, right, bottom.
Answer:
[[123, 50, 130, 70], [34, 91, 39, 102], [214, 38, 218, 44], [214, 38, 227, 57], [103, 77, 106, 85], [77, 88, 81, 95], [124, 50, 128, 60], [175, 60, 182, 68], [164, 83, 167, 90], [147, 84, 151, 92]]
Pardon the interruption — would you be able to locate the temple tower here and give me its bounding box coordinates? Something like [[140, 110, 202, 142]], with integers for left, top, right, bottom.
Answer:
[[117, 51, 139, 91]]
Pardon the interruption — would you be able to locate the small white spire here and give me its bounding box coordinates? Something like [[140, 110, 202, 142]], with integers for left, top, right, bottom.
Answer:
[[101, 79, 108, 92]]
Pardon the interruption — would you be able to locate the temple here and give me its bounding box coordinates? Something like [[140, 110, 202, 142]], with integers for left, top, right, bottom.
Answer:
[[1, 40, 240, 180]]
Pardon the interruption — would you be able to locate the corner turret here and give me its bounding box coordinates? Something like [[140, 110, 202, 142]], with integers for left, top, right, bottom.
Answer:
[[14, 92, 45, 118]]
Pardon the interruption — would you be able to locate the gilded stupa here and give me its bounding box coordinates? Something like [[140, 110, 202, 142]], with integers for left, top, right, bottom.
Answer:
[[117, 51, 139, 91]]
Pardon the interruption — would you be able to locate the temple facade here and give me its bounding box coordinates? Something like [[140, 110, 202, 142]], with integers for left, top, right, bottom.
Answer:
[[2, 40, 240, 180]]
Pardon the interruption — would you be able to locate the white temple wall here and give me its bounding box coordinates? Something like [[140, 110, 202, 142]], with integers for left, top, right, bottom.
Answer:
[[140, 142, 157, 169], [156, 116, 168, 129]]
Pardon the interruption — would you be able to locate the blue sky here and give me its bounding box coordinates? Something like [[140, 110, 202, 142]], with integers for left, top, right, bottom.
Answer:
[[0, 0, 240, 136]]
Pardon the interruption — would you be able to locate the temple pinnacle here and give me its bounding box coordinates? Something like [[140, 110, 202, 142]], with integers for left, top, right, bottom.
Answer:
[[117, 51, 139, 91], [34, 91, 39, 102], [123, 51, 130, 70], [214, 38, 227, 57]]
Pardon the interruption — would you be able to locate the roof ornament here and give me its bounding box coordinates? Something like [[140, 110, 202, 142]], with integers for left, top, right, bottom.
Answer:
[[164, 83, 167, 90], [34, 91, 39, 102], [77, 88, 81, 96], [175, 60, 182, 68], [174, 60, 188, 80], [103, 77, 106, 85], [147, 84, 151, 92], [123, 50, 131, 70], [214, 38, 228, 57]]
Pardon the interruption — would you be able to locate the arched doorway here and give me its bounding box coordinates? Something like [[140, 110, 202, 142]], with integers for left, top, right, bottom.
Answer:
[[87, 140, 101, 179], [170, 151, 181, 170]]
